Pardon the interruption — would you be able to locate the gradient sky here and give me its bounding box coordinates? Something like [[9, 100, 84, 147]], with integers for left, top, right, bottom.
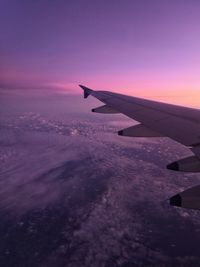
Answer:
[[1, 0, 200, 105]]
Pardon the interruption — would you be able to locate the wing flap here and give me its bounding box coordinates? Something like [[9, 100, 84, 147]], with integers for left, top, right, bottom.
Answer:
[[118, 124, 163, 137], [92, 105, 119, 114], [170, 185, 200, 210]]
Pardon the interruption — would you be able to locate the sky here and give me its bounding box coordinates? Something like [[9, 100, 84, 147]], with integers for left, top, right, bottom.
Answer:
[[1, 0, 200, 105]]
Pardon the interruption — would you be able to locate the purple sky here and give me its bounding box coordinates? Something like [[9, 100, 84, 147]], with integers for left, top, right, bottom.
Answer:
[[1, 0, 200, 104]]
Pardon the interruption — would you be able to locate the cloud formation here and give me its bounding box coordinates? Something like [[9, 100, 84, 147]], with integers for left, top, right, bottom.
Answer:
[[0, 90, 200, 267]]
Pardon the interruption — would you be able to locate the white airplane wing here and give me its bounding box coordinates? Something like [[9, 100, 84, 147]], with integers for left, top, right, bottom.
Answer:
[[80, 85, 200, 210]]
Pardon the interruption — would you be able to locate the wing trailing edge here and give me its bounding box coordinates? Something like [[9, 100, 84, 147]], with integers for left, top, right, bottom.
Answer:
[[92, 105, 119, 114], [118, 124, 163, 137]]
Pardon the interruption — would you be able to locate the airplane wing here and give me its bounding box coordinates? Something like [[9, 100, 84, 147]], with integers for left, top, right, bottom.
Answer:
[[80, 85, 200, 147], [80, 85, 200, 210]]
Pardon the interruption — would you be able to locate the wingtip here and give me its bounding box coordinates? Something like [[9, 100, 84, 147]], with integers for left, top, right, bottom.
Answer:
[[79, 84, 93, 99], [79, 84, 91, 90], [79, 84, 85, 89]]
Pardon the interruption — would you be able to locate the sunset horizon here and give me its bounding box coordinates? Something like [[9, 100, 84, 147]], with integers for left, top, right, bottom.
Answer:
[[1, 1, 200, 267]]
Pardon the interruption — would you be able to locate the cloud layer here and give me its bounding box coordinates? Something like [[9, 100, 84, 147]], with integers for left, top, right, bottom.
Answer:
[[0, 90, 200, 267]]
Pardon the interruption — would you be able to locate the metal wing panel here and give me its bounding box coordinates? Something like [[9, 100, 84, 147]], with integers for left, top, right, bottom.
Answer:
[[91, 90, 200, 147], [104, 91, 200, 124]]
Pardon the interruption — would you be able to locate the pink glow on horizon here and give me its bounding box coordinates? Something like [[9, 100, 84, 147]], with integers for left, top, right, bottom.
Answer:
[[1, 1, 200, 109]]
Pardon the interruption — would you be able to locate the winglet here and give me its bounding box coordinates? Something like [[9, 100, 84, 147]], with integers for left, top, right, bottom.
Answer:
[[79, 85, 93, 99]]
